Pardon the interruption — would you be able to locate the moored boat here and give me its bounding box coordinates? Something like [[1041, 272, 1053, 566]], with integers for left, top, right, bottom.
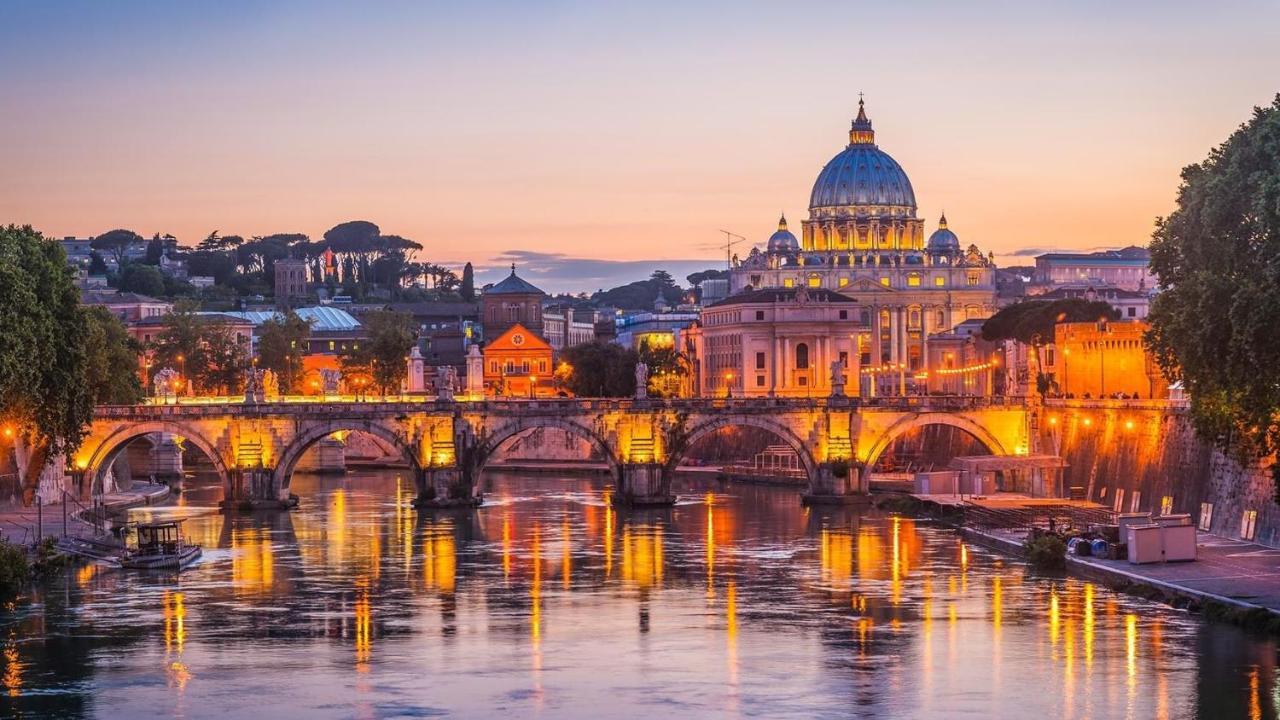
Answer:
[[120, 520, 202, 570]]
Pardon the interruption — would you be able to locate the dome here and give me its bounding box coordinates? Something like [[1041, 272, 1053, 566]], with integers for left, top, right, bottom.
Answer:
[[767, 214, 799, 253], [927, 213, 960, 253], [808, 99, 917, 215]]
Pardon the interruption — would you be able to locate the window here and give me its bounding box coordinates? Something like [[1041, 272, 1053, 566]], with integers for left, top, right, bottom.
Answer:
[[522, 361, 530, 374], [1130, 491, 1142, 513], [328, 341, 335, 351], [1242, 510, 1258, 541], [539, 360, 547, 373], [1127, 307, 1137, 317], [839, 310, 848, 320], [756, 310, 765, 321], [879, 277, 890, 287], [937, 310, 945, 328], [755, 352, 766, 370], [934, 276, 945, 287], [505, 361, 514, 373], [1098, 486, 1107, 500], [783, 278, 795, 288], [1198, 503, 1214, 530], [838, 277, 849, 288], [807, 277, 821, 288], [756, 375, 765, 387], [797, 376, 808, 386], [490, 361, 498, 373], [1160, 495, 1174, 516], [907, 273, 921, 287], [839, 351, 848, 365], [967, 272, 979, 287], [795, 343, 809, 369], [1113, 488, 1125, 512]]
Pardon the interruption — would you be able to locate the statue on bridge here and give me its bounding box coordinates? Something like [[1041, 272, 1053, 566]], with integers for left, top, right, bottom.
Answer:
[[436, 365, 456, 402], [320, 369, 342, 396], [830, 358, 847, 398], [262, 369, 280, 402], [152, 367, 179, 402], [243, 367, 265, 403], [634, 361, 649, 400]]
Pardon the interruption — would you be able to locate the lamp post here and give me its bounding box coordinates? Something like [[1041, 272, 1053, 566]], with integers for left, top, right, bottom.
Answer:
[[529, 375, 537, 399], [176, 354, 186, 395], [724, 371, 734, 399]]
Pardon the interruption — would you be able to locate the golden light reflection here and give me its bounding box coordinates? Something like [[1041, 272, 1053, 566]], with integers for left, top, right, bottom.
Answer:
[[1125, 613, 1137, 685], [3, 631, 21, 698], [726, 581, 739, 702], [561, 516, 572, 590], [502, 512, 513, 580], [820, 527, 853, 589], [231, 527, 274, 594], [421, 522, 457, 594], [354, 584, 372, 671], [622, 525, 664, 589], [76, 563, 99, 587], [603, 492, 614, 578], [531, 525, 543, 642], [705, 492, 716, 599], [1084, 583, 1095, 668], [1248, 666, 1262, 720], [163, 591, 187, 653], [1049, 591, 1060, 647]]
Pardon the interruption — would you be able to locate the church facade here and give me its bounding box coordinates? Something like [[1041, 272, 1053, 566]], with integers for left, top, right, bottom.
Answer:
[[699, 100, 999, 396]]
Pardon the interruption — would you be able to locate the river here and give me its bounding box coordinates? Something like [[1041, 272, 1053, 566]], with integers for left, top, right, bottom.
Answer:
[[0, 469, 1276, 719]]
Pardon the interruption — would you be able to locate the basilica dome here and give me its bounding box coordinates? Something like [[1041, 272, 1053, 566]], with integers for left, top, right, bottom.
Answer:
[[767, 214, 799, 253], [927, 213, 960, 253], [808, 100, 917, 216]]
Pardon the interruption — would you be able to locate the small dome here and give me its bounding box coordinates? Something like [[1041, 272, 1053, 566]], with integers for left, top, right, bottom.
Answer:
[[927, 213, 960, 253], [767, 214, 799, 253]]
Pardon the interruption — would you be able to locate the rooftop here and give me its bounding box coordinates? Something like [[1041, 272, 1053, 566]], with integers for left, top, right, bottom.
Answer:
[[1036, 246, 1150, 263], [708, 287, 858, 308], [483, 265, 545, 296]]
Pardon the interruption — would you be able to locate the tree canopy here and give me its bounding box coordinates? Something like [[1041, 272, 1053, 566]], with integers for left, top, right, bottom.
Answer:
[[981, 298, 1119, 346], [1146, 94, 1280, 461], [0, 226, 92, 494], [148, 302, 248, 395], [90, 228, 143, 265], [339, 310, 418, 395], [257, 312, 312, 394], [81, 306, 144, 405], [559, 341, 638, 397]]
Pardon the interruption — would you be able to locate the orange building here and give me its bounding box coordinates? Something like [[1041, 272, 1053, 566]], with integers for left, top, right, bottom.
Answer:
[[482, 323, 554, 397], [1046, 320, 1169, 399]]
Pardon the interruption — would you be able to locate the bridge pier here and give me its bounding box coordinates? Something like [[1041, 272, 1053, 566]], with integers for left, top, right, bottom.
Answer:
[[801, 461, 870, 506], [614, 463, 675, 507], [221, 467, 298, 511], [412, 467, 482, 509]]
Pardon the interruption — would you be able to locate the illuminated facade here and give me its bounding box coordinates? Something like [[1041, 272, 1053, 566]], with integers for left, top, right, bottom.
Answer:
[[1044, 320, 1170, 399], [482, 323, 554, 398], [728, 100, 998, 388]]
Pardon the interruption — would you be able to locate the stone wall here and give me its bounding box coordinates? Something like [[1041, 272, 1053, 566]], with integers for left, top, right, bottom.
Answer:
[[1040, 403, 1280, 547]]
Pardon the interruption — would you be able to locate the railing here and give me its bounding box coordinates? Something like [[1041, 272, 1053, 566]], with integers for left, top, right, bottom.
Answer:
[[96, 394, 1035, 418], [963, 503, 1116, 533], [1043, 398, 1189, 412]]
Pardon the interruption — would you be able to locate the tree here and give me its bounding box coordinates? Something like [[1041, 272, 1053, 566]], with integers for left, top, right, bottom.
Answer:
[[650, 269, 676, 288], [339, 310, 417, 395], [257, 312, 312, 393], [88, 251, 108, 275], [460, 262, 476, 302], [81, 306, 143, 405], [1146, 95, 1280, 465], [0, 225, 91, 502], [144, 234, 164, 265], [90, 228, 143, 266], [559, 341, 638, 397], [149, 302, 248, 395], [686, 269, 727, 287], [117, 263, 166, 297], [637, 339, 689, 397]]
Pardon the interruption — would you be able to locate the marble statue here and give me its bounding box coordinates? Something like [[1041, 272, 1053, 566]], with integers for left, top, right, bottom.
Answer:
[[830, 358, 847, 397], [634, 361, 649, 400], [262, 370, 280, 401], [152, 367, 179, 401], [320, 368, 342, 395]]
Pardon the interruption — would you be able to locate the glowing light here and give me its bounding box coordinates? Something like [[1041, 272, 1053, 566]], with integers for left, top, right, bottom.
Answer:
[[1048, 416, 1058, 426], [1124, 419, 1135, 431], [1125, 613, 1137, 680], [1082, 417, 1092, 427]]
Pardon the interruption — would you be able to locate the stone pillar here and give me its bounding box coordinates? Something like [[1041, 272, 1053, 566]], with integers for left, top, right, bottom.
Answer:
[[465, 345, 484, 399], [801, 461, 870, 506], [412, 466, 481, 509], [222, 466, 295, 511], [897, 306, 907, 396], [615, 463, 674, 506], [150, 433, 184, 483], [313, 436, 347, 474]]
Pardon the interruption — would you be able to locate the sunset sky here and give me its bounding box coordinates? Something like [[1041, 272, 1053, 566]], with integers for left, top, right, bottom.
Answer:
[[3, 1, 1278, 292]]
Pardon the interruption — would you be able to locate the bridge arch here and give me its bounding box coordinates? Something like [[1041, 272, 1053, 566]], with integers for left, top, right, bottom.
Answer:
[[473, 416, 620, 481], [274, 420, 421, 491], [83, 421, 229, 497], [671, 415, 820, 483], [862, 412, 1009, 472]]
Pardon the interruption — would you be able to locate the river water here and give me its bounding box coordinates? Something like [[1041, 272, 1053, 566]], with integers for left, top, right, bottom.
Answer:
[[1, 469, 1277, 719]]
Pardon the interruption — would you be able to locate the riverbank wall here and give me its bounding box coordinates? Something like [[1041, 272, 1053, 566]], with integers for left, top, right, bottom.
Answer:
[[1040, 401, 1279, 547]]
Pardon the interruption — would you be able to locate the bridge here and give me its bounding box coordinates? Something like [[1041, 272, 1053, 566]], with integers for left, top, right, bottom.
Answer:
[[72, 396, 1032, 509]]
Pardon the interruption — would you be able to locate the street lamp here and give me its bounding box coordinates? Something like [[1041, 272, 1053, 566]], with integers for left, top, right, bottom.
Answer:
[[724, 371, 734, 398], [529, 375, 538, 399]]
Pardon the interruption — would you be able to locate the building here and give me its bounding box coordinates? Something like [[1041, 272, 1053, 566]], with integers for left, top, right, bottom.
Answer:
[[482, 323, 555, 397], [81, 290, 172, 323], [724, 100, 998, 388], [481, 266, 545, 341], [614, 309, 701, 351], [1035, 283, 1152, 320], [1044, 320, 1168, 399], [687, 287, 863, 397], [543, 307, 599, 351], [1031, 246, 1155, 292], [922, 319, 1004, 397], [383, 301, 480, 380], [274, 258, 309, 307]]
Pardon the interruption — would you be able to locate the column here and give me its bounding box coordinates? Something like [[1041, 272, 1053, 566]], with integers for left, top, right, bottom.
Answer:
[[770, 335, 780, 396], [897, 306, 907, 396]]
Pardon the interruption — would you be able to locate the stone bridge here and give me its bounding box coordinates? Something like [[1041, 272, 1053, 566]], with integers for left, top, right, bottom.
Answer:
[[73, 397, 1031, 509]]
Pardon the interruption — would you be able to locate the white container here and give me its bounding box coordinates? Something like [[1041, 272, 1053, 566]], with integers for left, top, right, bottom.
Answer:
[[1118, 513, 1153, 540], [1155, 513, 1193, 527], [1127, 525, 1163, 564], [1161, 524, 1197, 561]]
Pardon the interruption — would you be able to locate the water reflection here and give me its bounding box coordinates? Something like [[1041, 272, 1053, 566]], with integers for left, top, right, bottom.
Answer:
[[0, 470, 1277, 718]]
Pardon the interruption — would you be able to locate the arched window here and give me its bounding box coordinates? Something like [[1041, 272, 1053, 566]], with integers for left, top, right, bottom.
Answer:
[[796, 343, 810, 370]]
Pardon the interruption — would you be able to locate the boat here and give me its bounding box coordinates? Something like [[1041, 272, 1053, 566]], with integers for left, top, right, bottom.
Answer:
[[120, 520, 202, 570]]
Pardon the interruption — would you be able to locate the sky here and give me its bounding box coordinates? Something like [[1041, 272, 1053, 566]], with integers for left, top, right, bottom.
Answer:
[[2, 1, 1278, 293]]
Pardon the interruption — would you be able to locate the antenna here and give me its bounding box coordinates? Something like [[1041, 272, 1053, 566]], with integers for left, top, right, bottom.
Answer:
[[718, 230, 746, 270]]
